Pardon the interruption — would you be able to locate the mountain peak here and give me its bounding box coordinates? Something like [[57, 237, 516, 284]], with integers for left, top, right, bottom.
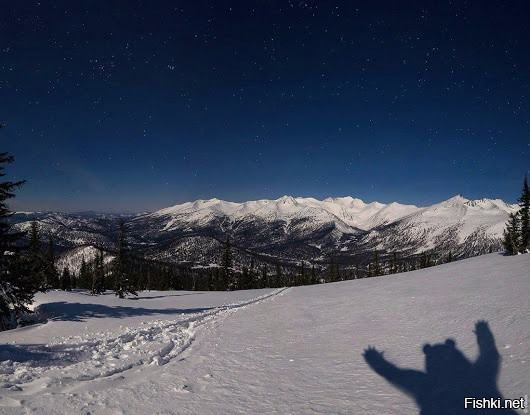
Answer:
[[276, 195, 297, 205], [442, 194, 470, 205]]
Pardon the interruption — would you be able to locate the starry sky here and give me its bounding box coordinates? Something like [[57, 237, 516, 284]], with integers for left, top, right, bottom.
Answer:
[[1, 1, 529, 212]]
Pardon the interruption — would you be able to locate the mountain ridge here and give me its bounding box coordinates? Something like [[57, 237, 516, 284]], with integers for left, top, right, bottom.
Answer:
[[12, 195, 519, 271]]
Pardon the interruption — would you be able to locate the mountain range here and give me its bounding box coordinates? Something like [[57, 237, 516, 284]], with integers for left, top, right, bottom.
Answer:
[[12, 195, 518, 272]]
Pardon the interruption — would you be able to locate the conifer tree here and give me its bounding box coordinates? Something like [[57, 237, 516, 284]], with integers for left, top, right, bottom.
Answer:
[[26, 220, 48, 289], [310, 263, 318, 284], [240, 266, 250, 290], [61, 267, 72, 291], [220, 237, 234, 290], [113, 218, 137, 298], [346, 268, 354, 280], [91, 248, 105, 294], [517, 174, 530, 252], [296, 261, 306, 286], [502, 213, 520, 255], [326, 257, 337, 282], [420, 251, 428, 268], [447, 251, 453, 263], [274, 262, 283, 287], [44, 236, 59, 288], [0, 150, 39, 330], [260, 264, 268, 288], [390, 252, 397, 274], [29, 220, 40, 253], [249, 258, 257, 289], [373, 250, 382, 276], [212, 267, 221, 290], [78, 258, 92, 289]]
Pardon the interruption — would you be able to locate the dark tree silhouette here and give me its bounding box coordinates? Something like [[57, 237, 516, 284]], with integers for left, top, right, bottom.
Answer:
[[0, 150, 37, 330], [502, 213, 520, 255], [363, 321, 517, 415], [61, 267, 72, 291], [220, 237, 234, 290], [113, 218, 137, 298], [517, 174, 529, 252], [44, 236, 60, 289]]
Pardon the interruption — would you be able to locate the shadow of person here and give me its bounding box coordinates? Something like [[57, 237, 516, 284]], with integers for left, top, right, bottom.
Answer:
[[363, 321, 518, 414]]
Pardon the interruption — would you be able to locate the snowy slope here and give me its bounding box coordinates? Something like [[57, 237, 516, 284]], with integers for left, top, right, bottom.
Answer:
[[0, 253, 528, 414]]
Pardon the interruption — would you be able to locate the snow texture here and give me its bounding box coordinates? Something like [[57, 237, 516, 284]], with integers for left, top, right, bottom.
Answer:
[[0, 253, 528, 414]]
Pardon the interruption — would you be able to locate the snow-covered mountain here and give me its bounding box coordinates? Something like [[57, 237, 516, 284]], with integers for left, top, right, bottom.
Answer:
[[359, 195, 519, 259], [12, 195, 518, 269], [148, 195, 420, 231]]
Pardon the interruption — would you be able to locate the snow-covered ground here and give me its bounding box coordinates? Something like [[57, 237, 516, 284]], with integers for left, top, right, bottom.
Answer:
[[1, 253, 528, 414]]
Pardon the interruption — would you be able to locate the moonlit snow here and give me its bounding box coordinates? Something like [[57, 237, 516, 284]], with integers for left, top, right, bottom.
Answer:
[[0, 253, 528, 414]]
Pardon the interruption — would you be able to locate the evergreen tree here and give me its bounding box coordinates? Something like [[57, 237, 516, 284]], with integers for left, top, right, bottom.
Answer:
[[91, 248, 105, 294], [310, 263, 318, 284], [447, 251, 453, 263], [44, 236, 60, 289], [420, 251, 433, 268], [26, 220, 48, 289], [78, 258, 92, 289], [346, 268, 354, 280], [0, 150, 39, 330], [240, 266, 250, 290], [249, 258, 258, 289], [61, 267, 72, 291], [113, 219, 137, 298], [296, 261, 306, 286], [260, 264, 268, 288], [212, 267, 221, 290], [335, 262, 342, 281], [372, 250, 382, 276], [355, 263, 361, 279], [29, 220, 40, 253], [390, 252, 398, 274], [220, 237, 234, 290], [517, 174, 530, 252], [502, 213, 520, 255], [326, 257, 337, 282], [274, 262, 283, 287]]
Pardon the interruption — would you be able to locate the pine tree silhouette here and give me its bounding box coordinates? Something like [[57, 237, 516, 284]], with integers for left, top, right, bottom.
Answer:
[[0, 149, 40, 330], [517, 174, 530, 252]]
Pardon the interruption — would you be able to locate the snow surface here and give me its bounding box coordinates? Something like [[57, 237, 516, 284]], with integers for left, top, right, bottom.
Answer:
[[0, 253, 528, 414]]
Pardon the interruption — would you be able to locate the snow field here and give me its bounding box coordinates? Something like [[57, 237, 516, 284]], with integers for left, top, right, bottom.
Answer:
[[0, 253, 528, 414]]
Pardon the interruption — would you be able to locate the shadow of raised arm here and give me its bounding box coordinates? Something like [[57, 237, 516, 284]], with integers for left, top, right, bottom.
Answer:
[[473, 320, 499, 381], [363, 346, 425, 398]]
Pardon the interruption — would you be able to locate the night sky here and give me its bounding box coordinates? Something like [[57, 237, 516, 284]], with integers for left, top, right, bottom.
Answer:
[[1, 1, 529, 212]]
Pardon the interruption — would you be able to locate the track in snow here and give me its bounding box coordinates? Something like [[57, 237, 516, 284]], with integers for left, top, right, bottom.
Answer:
[[0, 288, 288, 400]]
